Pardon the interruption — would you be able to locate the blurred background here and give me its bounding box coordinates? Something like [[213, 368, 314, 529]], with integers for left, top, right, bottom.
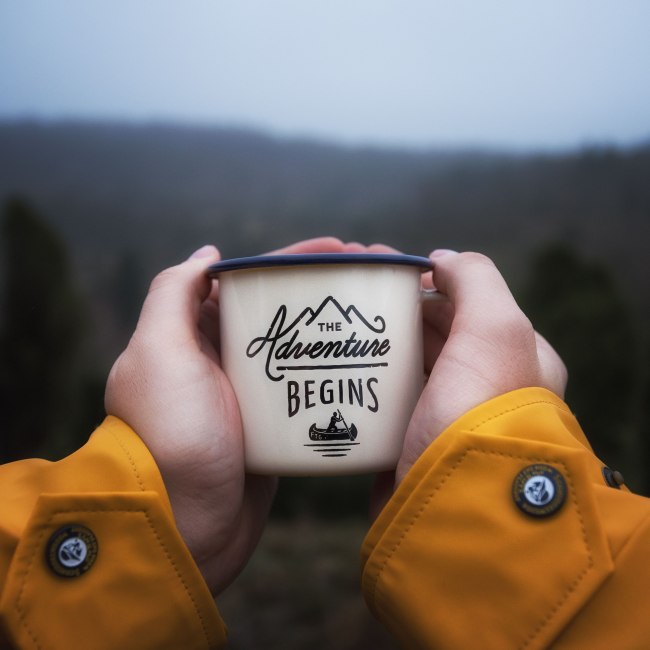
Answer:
[[1, 1, 649, 647]]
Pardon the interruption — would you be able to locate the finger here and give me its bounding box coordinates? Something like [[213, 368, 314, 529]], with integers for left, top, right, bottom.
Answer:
[[267, 237, 345, 255], [422, 316, 451, 373], [343, 241, 367, 252], [433, 252, 540, 388], [342, 242, 403, 254], [366, 243, 402, 254], [198, 298, 222, 362], [431, 252, 526, 332], [397, 252, 540, 483], [136, 246, 222, 344], [422, 271, 455, 372], [343, 241, 404, 253], [432, 252, 539, 372]]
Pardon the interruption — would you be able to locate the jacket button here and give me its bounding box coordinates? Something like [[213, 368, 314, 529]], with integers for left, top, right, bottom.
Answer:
[[602, 466, 625, 489], [512, 464, 567, 518], [45, 524, 98, 578]]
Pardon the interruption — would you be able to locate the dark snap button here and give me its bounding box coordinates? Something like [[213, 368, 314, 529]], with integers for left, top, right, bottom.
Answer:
[[602, 466, 625, 489], [512, 464, 567, 518], [45, 524, 98, 578]]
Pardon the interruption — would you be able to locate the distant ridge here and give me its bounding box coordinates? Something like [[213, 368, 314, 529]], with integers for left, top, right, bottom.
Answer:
[[0, 120, 648, 321]]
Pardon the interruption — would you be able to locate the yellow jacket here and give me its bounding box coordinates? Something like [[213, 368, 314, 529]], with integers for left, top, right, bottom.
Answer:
[[1, 387, 649, 649]]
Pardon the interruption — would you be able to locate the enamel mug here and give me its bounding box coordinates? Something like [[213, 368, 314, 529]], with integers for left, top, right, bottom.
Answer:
[[208, 253, 439, 476]]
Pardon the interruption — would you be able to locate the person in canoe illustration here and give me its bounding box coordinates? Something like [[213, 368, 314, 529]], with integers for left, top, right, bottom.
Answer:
[[327, 411, 343, 432], [310, 409, 358, 441]]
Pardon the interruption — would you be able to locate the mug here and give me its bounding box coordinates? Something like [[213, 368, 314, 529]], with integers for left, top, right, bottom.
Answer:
[[208, 253, 440, 476]]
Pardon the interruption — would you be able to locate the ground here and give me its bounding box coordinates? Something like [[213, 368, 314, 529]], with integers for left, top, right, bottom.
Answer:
[[218, 518, 399, 649]]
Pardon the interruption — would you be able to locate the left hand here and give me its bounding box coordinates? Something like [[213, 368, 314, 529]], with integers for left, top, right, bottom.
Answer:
[[105, 237, 348, 594]]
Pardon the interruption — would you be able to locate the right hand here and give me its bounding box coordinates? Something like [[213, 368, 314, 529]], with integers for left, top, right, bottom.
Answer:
[[395, 250, 568, 484]]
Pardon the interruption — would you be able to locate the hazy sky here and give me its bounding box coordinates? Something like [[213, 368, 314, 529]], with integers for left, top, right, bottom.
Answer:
[[1, 1, 649, 150]]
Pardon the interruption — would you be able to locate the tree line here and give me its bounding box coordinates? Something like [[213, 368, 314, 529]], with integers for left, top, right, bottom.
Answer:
[[1, 196, 647, 505]]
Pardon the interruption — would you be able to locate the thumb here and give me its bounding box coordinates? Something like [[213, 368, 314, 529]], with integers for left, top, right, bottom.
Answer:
[[397, 252, 540, 483], [135, 245, 221, 342]]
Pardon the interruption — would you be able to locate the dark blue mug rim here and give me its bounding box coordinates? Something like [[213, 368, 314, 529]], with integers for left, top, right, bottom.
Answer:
[[207, 253, 433, 276]]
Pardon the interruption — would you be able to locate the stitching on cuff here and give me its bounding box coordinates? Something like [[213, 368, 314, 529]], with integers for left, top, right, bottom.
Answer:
[[467, 398, 571, 434], [16, 525, 48, 650], [369, 448, 594, 650], [15, 507, 213, 649], [106, 427, 147, 492]]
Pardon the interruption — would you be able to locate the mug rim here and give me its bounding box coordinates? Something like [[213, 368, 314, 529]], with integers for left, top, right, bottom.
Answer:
[[207, 253, 433, 277]]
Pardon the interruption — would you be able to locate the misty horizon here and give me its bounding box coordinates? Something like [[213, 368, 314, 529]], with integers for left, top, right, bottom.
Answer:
[[3, 2, 649, 152], [1, 115, 649, 157]]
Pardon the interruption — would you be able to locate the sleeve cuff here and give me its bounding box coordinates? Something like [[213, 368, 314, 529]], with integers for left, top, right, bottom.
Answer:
[[0, 417, 227, 649], [361, 387, 615, 649]]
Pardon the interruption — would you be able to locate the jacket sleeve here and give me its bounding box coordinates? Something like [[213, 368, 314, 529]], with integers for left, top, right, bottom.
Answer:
[[361, 387, 650, 650], [0, 416, 227, 650]]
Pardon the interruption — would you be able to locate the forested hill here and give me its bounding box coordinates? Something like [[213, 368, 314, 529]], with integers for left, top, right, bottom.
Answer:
[[1, 120, 649, 490], [1, 120, 649, 316]]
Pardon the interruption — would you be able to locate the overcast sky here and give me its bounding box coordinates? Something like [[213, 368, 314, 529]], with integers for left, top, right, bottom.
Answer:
[[1, 1, 649, 150]]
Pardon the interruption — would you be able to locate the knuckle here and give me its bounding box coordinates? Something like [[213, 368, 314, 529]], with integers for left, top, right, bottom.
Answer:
[[104, 343, 149, 411], [148, 266, 178, 294], [486, 308, 536, 349], [508, 311, 536, 346], [458, 251, 497, 270]]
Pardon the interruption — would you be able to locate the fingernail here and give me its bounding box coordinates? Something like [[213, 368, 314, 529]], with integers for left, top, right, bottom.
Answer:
[[188, 245, 218, 260], [430, 249, 459, 259]]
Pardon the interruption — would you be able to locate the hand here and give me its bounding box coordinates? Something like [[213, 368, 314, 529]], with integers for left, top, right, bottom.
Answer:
[[104, 237, 348, 594], [396, 250, 568, 484]]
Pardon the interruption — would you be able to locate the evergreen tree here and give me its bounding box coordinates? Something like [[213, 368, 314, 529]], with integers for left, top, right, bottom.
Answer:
[[639, 340, 650, 496], [0, 198, 85, 461], [521, 243, 638, 476]]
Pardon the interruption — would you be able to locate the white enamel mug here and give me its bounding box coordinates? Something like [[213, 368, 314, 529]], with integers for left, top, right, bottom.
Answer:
[[208, 253, 440, 476]]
